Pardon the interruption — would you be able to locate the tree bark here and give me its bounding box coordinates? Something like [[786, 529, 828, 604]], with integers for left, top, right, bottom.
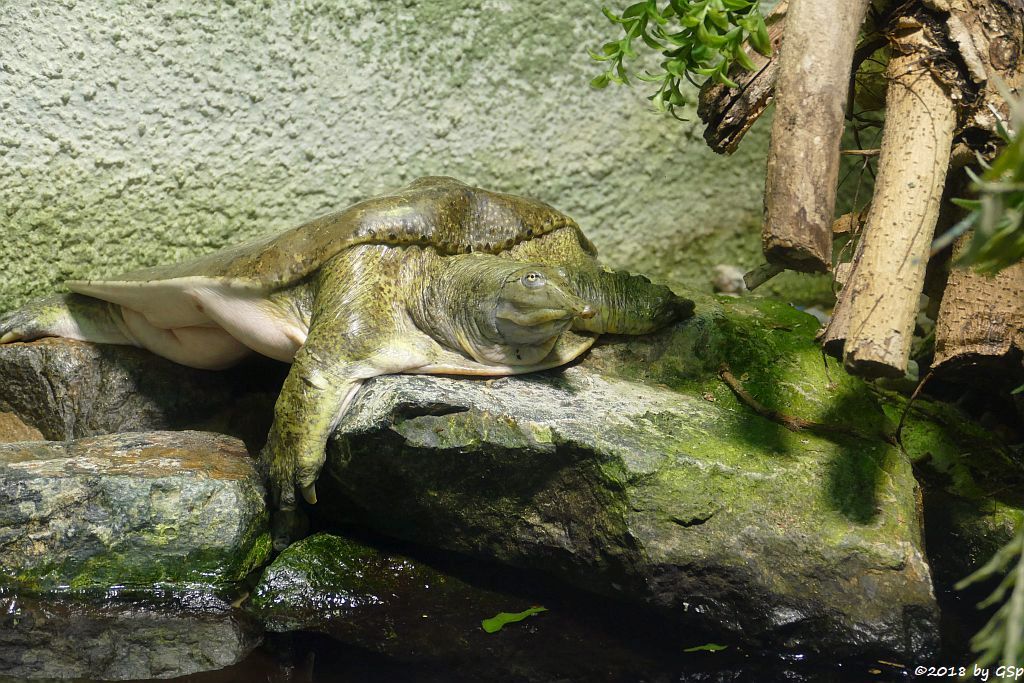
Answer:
[[925, 0, 1024, 140], [761, 0, 870, 273], [933, 235, 1024, 373], [818, 232, 864, 359], [842, 18, 957, 378]]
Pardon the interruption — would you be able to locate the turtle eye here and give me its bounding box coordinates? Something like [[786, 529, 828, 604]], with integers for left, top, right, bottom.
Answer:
[[521, 271, 546, 289]]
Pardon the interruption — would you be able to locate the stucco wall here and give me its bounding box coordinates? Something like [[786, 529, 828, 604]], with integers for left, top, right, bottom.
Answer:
[[1, 0, 812, 312]]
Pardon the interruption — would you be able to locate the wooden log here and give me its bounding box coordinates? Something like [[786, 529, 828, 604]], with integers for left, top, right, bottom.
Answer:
[[925, 0, 1024, 140], [697, 1, 788, 155], [762, 0, 870, 273], [933, 235, 1024, 373], [818, 234, 864, 359], [842, 19, 957, 378]]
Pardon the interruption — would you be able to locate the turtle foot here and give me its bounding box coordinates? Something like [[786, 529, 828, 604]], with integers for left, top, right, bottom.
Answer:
[[270, 507, 310, 551], [0, 304, 48, 344]]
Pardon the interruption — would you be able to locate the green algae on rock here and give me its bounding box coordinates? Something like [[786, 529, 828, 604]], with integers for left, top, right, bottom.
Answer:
[[0, 431, 270, 594], [1, 293, 1019, 659], [876, 392, 1024, 586], [318, 293, 939, 659]]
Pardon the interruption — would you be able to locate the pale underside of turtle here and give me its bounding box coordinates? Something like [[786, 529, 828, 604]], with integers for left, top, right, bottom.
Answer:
[[0, 176, 691, 526]]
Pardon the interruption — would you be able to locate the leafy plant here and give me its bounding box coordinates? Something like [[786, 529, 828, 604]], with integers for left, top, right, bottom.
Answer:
[[956, 516, 1024, 671], [591, 0, 770, 116], [935, 96, 1024, 274]]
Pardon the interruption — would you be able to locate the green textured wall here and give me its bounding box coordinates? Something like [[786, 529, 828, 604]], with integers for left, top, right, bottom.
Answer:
[[0, 1, 821, 311]]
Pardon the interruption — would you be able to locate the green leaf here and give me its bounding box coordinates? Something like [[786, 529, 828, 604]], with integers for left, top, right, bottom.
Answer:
[[931, 213, 977, 253], [602, 6, 626, 24], [622, 2, 647, 19], [591, 73, 612, 89], [679, 12, 701, 28], [951, 197, 982, 210], [707, 7, 730, 30], [481, 606, 548, 633], [712, 69, 740, 88], [684, 643, 729, 652], [734, 45, 756, 71], [696, 18, 729, 48], [749, 15, 771, 56]]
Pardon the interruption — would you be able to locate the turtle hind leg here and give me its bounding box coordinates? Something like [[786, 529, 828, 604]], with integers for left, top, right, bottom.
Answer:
[[119, 307, 251, 370], [568, 269, 694, 335], [0, 293, 250, 370], [0, 293, 134, 345]]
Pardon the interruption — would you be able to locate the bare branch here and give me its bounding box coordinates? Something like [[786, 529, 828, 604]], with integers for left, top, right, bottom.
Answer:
[[762, 0, 871, 273]]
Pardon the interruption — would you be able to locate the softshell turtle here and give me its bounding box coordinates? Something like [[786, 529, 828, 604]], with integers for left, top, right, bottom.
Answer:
[[0, 177, 692, 525]]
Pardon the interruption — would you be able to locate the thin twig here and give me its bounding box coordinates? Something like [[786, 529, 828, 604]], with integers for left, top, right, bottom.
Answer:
[[718, 363, 897, 445], [895, 368, 935, 442], [743, 262, 785, 291], [841, 149, 881, 156]]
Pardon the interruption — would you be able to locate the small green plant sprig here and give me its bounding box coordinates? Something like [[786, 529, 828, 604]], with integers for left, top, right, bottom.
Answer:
[[955, 517, 1024, 672], [934, 98, 1024, 274], [590, 0, 770, 116]]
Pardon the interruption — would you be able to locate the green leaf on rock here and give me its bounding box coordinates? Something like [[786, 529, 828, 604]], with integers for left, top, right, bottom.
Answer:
[[481, 606, 548, 633], [684, 642, 729, 652]]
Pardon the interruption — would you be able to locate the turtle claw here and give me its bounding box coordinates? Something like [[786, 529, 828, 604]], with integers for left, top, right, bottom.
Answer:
[[301, 483, 318, 505], [0, 308, 31, 344]]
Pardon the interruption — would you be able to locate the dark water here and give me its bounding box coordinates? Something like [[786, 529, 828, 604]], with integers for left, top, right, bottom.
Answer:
[[0, 520, 990, 683], [0, 574, 939, 681]]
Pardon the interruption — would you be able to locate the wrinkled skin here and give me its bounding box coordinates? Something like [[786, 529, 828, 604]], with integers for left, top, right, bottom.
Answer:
[[0, 178, 693, 546]]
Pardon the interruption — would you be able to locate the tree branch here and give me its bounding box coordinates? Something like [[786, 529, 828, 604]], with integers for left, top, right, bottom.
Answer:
[[697, 1, 789, 155], [842, 16, 958, 378], [762, 0, 871, 273]]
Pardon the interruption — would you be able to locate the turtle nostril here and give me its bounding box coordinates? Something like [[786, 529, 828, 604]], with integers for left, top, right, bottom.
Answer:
[[579, 305, 596, 319]]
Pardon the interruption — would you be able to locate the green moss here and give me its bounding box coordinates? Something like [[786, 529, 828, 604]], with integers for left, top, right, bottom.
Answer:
[[2, 516, 271, 595], [251, 533, 434, 623]]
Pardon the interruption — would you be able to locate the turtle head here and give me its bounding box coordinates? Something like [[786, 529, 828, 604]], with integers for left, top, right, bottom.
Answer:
[[492, 265, 594, 346], [414, 255, 595, 366]]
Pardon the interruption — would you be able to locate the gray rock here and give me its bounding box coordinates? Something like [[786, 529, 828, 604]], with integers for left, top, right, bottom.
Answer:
[[0, 430, 270, 592], [319, 296, 940, 659], [0, 337, 281, 451], [0, 594, 260, 680]]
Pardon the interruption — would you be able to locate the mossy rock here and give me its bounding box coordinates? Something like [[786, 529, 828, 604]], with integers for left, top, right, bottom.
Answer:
[[0, 431, 271, 594], [320, 293, 939, 659]]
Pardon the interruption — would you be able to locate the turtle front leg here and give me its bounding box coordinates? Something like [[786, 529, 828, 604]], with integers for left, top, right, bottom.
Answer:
[[262, 336, 432, 547], [262, 350, 363, 513], [565, 268, 694, 335], [260, 248, 434, 546]]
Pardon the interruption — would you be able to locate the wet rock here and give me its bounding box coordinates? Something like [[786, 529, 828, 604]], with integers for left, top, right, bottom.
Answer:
[[0, 594, 260, 680], [2, 297, 1018, 660], [320, 295, 940, 659], [0, 430, 271, 592]]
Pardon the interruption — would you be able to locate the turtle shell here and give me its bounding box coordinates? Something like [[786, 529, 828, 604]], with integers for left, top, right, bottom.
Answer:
[[102, 176, 590, 290]]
